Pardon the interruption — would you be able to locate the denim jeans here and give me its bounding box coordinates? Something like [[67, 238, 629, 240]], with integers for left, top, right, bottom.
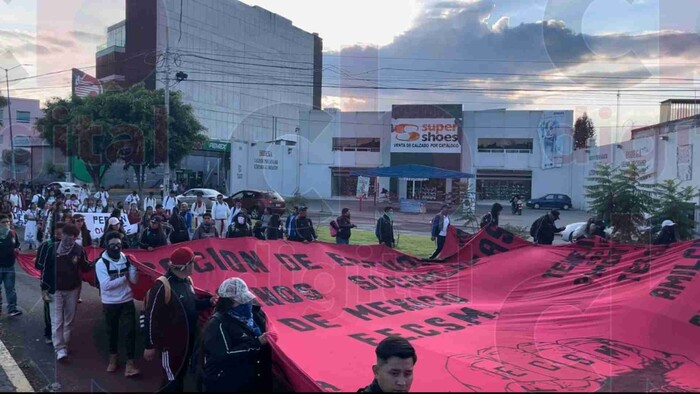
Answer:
[[336, 237, 349, 245], [0, 267, 18, 313]]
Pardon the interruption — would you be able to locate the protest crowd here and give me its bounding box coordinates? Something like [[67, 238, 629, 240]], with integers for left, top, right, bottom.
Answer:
[[0, 178, 683, 392]]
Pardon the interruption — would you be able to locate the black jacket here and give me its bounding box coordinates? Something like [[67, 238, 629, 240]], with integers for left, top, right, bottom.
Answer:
[[376, 214, 394, 245], [169, 215, 190, 244], [295, 216, 316, 242], [336, 215, 355, 240], [480, 212, 499, 228], [654, 227, 678, 245], [532, 215, 563, 245], [200, 307, 272, 392], [358, 380, 383, 392], [139, 228, 167, 249], [0, 230, 20, 268]]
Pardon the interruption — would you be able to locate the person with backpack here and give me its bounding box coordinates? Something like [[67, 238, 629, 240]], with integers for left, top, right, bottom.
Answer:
[[95, 231, 140, 377], [531, 210, 565, 245], [480, 203, 503, 229], [0, 214, 21, 317], [429, 204, 452, 260], [198, 278, 274, 392], [141, 247, 215, 392], [32, 190, 46, 210], [332, 208, 356, 245], [376, 207, 395, 248], [40, 223, 90, 360]]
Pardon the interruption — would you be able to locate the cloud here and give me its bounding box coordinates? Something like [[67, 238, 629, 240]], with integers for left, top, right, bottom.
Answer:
[[70, 30, 105, 42], [322, 0, 700, 131]]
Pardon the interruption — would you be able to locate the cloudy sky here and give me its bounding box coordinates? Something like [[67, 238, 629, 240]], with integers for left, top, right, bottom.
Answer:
[[1, 0, 699, 143]]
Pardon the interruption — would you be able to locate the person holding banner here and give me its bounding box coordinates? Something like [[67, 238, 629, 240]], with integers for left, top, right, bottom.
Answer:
[[198, 278, 273, 392], [141, 247, 214, 392], [96, 231, 141, 377], [190, 192, 207, 230], [169, 207, 190, 244], [358, 336, 417, 393], [212, 195, 231, 239]]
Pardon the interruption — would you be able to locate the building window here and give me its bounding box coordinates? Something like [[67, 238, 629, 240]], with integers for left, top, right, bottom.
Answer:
[[478, 138, 533, 153], [331, 167, 377, 196], [16, 111, 30, 124], [332, 138, 380, 152]]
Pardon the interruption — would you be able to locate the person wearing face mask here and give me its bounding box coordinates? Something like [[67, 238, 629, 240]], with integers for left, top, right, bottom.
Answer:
[[192, 213, 219, 240], [139, 217, 168, 251], [40, 223, 90, 361], [96, 231, 140, 377], [141, 247, 214, 392], [358, 336, 417, 393], [198, 278, 274, 392], [376, 207, 396, 248], [0, 214, 21, 317], [227, 208, 252, 238]]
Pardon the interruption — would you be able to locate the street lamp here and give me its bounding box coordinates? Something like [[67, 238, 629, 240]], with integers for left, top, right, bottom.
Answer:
[[2, 64, 32, 181]]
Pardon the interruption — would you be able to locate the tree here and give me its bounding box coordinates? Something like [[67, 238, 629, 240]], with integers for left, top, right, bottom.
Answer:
[[585, 162, 654, 242], [651, 179, 699, 240], [36, 85, 207, 192], [574, 113, 595, 150]]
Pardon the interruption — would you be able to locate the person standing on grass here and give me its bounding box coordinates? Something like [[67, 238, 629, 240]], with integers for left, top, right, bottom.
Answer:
[[376, 207, 395, 248], [295, 207, 317, 243], [429, 204, 452, 260], [0, 214, 21, 317], [96, 231, 141, 377], [41, 223, 90, 361], [335, 208, 356, 245]]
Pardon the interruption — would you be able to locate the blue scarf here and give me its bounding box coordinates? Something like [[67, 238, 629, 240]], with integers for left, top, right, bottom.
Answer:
[[227, 303, 261, 336]]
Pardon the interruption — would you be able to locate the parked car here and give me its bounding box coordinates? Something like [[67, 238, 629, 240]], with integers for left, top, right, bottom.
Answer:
[[47, 182, 83, 197], [176, 188, 221, 211], [527, 194, 572, 210], [225, 190, 286, 219]]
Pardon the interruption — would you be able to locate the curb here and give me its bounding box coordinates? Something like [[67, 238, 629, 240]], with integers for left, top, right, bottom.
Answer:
[[0, 338, 34, 392]]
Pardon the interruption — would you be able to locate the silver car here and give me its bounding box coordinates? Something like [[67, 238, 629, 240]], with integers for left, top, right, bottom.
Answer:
[[176, 188, 221, 211]]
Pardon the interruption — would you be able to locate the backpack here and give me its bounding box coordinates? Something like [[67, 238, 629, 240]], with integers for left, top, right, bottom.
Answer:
[[329, 219, 339, 237], [37, 195, 46, 209], [142, 275, 195, 309]]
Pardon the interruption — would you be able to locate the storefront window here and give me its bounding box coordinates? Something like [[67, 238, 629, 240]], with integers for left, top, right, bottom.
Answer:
[[331, 173, 377, 196], [332, 138, 380, 152], [407, 179, 445, 201], [478, 138, 533, 153], [476, 179, 531, 201]]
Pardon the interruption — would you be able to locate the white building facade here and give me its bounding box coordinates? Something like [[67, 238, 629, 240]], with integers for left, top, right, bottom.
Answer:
[[0, 97, 47, 181]]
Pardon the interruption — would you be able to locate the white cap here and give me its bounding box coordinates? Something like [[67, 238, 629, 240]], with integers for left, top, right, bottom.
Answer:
[[662, 220, 676, 227], [217, 278, 256, 304], [108, 217, 120, 226]]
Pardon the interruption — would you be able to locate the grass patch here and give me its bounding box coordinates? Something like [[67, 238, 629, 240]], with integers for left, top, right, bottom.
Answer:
[[316, 229, 436, 258]]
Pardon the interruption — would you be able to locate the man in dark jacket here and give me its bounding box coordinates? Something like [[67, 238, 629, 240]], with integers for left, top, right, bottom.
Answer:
[[335, 208, 357, 245], [285, 206, 299, 241], [429, 204, 451, 260], [654, 220, 679, 245], [480, 203, 502, 229], [139, 217, 168, 250], [227, 209, 252, 238], [35, 222, 64, 344], [532, 210, 565, 245], [295, 207, 317, 243], [142, 247, 214, 392], [358, 336, 417, 392], [0, 214, 21, 317], [376, 207, 395, 248], [200, 278, 273, 392]]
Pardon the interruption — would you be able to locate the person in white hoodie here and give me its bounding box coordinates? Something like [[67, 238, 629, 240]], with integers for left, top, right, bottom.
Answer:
[[95, 231, 141, 377], [143, 192, 157, 211]]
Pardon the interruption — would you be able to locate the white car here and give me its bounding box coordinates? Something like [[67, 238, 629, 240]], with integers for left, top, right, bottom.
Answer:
[[47, 182, 83, 197], [176, 188, 222, 211]]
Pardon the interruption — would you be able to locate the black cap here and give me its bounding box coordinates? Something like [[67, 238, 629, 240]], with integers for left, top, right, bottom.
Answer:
[[196, 191, 204, 196], [551, 210, 560, 219], [299, 206, 308, 212]]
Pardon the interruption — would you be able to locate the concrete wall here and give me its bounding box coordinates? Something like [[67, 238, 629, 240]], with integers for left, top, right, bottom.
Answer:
[[0, 98, 43, 181]]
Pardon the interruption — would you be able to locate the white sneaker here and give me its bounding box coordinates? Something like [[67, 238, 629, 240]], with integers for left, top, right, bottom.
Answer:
[[56, 349, 68, 361]]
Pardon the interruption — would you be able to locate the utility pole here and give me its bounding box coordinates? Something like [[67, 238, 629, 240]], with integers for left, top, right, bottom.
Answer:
[[2, 64, 30, 181], [163, 28, 171, 196]]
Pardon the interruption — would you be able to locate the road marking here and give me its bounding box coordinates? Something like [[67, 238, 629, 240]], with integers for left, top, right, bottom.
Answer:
[[0, 338, 34, 392]]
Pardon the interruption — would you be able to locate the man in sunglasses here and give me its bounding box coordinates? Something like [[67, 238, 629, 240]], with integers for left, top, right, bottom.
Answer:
[[141, 247, 214, 392]]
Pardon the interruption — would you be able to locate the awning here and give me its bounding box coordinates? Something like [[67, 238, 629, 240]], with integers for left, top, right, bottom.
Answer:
[[349, 164, 475, 179]]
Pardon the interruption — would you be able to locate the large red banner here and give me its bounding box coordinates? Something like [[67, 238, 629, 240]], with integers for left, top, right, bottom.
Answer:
[[18, 227, 700, 392]]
